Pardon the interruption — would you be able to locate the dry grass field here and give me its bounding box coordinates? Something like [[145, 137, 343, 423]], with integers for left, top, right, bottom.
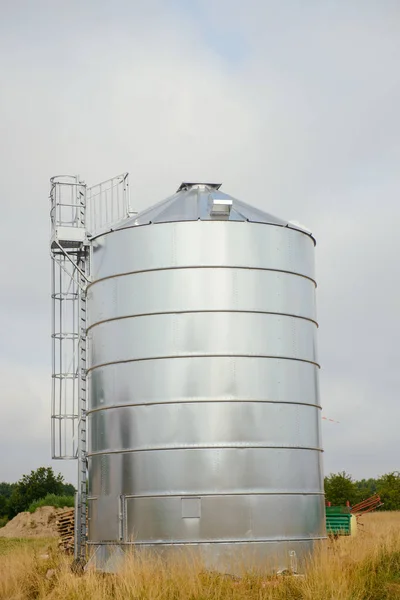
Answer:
[[0, 512, 399, 600]]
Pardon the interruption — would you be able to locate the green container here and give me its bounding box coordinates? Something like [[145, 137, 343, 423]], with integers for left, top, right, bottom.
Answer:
[[325, 506, 351, 536]]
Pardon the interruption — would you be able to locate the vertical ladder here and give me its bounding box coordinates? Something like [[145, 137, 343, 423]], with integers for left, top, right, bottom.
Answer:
[[50, 175, 89, 562], [75, 187, 89, 562], [74, 255, 88, 561]]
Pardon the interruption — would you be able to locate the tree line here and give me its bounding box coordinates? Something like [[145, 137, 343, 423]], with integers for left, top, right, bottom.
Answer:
[[324, 471, 400, 509], [0, 468, 399, 527], [0, 467, 75, 524]]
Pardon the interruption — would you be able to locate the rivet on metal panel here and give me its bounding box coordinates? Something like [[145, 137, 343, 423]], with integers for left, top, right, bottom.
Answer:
[[233, 269, 238, 309], [118, 495, 125, 542], [100, 455, 110, 495], [172, 224, 177, 266], [231, 357, 237, 396]]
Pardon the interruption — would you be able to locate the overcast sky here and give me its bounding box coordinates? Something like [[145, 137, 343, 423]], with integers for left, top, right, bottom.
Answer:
[[0, 0, 399, 485]]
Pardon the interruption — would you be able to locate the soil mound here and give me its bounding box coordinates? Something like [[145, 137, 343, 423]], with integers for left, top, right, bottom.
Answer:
[[0, 506, 69, 538]]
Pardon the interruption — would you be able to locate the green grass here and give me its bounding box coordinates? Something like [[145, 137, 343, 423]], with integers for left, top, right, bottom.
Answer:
[[28, 494, 74, 513]]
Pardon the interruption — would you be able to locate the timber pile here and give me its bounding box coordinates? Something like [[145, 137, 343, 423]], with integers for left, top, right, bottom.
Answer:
[[56, 508, 75, 553], [56, 508, 89, 553]]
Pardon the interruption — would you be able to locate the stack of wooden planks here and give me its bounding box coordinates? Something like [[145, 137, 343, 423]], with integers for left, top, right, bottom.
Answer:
[[56, 508, 75, 554]]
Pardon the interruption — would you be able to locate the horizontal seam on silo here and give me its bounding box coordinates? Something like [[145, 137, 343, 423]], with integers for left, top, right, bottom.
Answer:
[[86, 265, 317, 290], [86, 400, 322, 415], [86, 309, 319, 332], [90, 220, 316, 244], [86, 355, 321, 374], [86, 493, 325, 500], [86, 537, 327, 546], [87, 445, 324, 457], [121, 492, 325, 499]]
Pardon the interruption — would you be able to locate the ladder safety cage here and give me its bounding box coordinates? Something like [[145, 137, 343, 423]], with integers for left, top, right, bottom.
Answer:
[[50, 172, 131, 561], [50, 176, 88, 461]]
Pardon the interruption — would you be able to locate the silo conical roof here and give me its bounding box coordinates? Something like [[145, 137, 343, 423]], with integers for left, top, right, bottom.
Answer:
[[111, 183, 313, 240]]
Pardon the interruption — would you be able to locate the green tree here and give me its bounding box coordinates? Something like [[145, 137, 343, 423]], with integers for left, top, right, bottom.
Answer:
[[355, 478, 378, 501], [0, 482, 16, 499], [376, 472, 400, 511], [0, 495, 8, 517], [62, 483, 76, 496], [8, 467, 65, 518], [324, 471, 359, 506]]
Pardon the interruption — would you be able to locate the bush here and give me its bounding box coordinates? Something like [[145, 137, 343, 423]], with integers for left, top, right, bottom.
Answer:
[[324, 471, 359, 506], [0, 515, 8, 528], [28, 494, 74, 513], [0, 494, 8, 517], [376, 472, 400, 511]]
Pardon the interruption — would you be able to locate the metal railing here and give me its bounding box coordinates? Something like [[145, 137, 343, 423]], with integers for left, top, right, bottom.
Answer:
[[86, 172, 132, 235]]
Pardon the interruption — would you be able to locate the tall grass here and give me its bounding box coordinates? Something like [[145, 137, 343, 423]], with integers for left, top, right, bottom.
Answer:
[[28, 494, 74, 513], [1, 512, 400, 600]]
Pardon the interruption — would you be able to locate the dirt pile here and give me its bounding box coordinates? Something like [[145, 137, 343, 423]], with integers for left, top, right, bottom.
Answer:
[[0, 506, 70, 538]]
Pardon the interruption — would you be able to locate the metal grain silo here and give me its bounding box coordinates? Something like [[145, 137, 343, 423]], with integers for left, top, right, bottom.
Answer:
[[86, 182, 325, 572]]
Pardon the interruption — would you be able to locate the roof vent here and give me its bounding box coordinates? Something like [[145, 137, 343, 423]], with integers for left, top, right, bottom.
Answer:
[[177, 182, 222, 192], [210, 198, 232, 216]]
